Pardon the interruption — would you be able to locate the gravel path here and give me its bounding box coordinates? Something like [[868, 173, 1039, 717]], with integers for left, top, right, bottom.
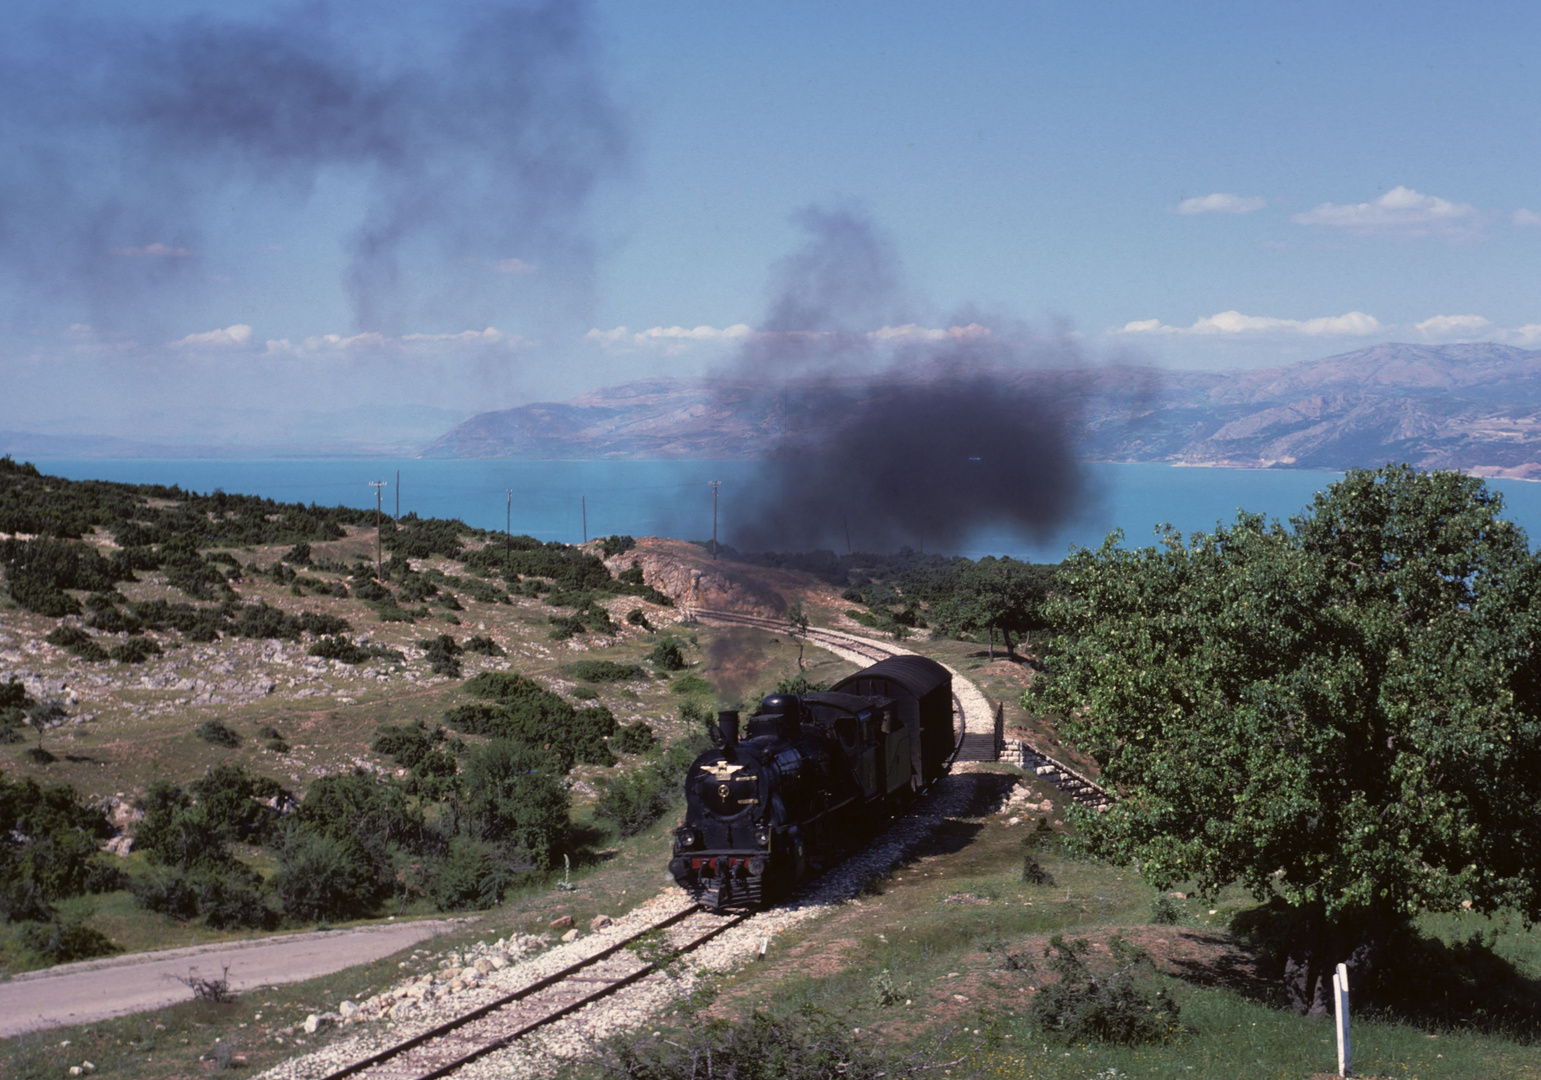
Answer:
[[257, 632, 1008, 1080]]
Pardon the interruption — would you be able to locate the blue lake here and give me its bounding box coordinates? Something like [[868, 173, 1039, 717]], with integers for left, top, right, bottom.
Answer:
[[27, 458, 1541, 561]]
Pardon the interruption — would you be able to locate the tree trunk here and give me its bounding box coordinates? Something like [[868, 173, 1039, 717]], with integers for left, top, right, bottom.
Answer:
[[1282, 901, 1397, 1016], [1002, 628, 1017, 660], [987, 626, 995, 660]]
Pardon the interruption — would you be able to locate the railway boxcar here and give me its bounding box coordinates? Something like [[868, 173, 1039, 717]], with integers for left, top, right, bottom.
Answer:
[[669, 654, 953, 908]]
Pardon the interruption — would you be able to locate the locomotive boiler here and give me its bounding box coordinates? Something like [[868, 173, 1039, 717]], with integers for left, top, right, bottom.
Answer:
[[669, 655, 954, 909]]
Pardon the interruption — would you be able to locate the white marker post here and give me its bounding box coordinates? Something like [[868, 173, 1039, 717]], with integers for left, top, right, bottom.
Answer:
[[1333, 961, 1352, 1077]]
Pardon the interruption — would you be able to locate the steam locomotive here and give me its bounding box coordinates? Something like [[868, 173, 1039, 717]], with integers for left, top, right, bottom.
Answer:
[[668, 655, 955, 909]]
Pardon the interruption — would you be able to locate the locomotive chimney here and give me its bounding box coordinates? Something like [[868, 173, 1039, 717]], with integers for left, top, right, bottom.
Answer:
[[718, 710, 740, 752]]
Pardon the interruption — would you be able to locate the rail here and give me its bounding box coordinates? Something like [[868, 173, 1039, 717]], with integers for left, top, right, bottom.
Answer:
[[316, 904, 749, 1080]]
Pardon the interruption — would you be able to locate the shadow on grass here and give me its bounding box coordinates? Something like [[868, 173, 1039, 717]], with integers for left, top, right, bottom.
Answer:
[[1199, 898, 1541, 1040]]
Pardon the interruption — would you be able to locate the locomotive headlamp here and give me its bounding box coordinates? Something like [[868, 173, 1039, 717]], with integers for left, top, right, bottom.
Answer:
[[676, 828, 697, 849], [755, 828, 771, 848]]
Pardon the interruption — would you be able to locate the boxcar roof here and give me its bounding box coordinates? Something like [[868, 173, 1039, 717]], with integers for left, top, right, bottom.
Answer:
[[830, 655, 951, 699]]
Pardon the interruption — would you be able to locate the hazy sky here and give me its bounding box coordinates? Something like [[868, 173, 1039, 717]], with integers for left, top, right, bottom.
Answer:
[[5, 0, 1541, 444]]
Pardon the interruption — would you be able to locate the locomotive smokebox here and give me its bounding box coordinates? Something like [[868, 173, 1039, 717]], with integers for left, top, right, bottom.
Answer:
[[718, 710, 740, 750]]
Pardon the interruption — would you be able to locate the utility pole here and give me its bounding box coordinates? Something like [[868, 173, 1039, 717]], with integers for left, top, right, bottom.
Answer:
[[843, 513, 852, 556], [708, 480, 721, 558], [395, 469, 400, 523], [505, 489, 513, 563], [581, 495, 587, 544], [369, 480, 387, 580]]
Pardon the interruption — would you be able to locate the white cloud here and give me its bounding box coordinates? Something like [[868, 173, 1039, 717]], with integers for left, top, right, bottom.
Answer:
[[1119, 310, 1382, 337], [109, 242, 195, 257], [583, 322, 991, 355], [1415, 314, 1492, 340], [492, 258, 536, 274], [1514, 209, 1541, 227], [1293, 186, 1478, 237], [584, 324, 754, 355], [866, 323, 991, 343], [264, 327, 521, 355], [401, 327, 510, 345], [1172, 193, 1266, 215], [173, 324, 253, 348], [1498, 324, 1541, 346]]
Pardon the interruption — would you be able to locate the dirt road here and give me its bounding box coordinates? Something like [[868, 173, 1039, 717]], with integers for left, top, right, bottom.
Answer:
[[0, 919, 460, 1038]]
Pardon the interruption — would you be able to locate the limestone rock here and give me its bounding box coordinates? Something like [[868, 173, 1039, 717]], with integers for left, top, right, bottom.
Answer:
[[590, 914, 614, 931], [549, 915, 574, 930], [561, 928, 579, 943]]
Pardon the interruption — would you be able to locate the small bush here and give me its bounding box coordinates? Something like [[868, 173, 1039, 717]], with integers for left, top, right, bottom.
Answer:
[[1029, 934, 1183, 1045], [649, 636, 688, 671], [424, 836, 521, 912], [272, 827, 382, 922], [45, 625, 109, 662], [672, 673, 711, 696], [625, 607, 652, 631], [108, 637, 162, 664], [418, 634, 463, 677], [599, 535, 636, 558], [568, 659, 647, 683], [15, 912, 120, 963], [372, 724, 433, 768], [572, 685, 599, 701], [309, 635, 370, 663], [463, 634, 504, 656], [593, 1007, 892, 1080], [1151, 896, 1182, 925], [197, 719, 242, 747], [284, 542, 312, 565], [614, 721, 656, 755]]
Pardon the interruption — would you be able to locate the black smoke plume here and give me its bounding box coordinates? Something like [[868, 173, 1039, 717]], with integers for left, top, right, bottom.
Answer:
[[0, 1, 625, 333], [723, 209, 1144, 553]]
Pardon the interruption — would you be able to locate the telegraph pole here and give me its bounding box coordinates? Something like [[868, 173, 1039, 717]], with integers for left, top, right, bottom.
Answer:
[[708, 480, 721, 558], [581, 495, 587, 544], [395, 469, 400, 523], [505, 489, 513, 563], [369, 480, 387, 580]]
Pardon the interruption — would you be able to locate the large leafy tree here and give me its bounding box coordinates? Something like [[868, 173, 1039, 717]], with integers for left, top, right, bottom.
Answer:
[[1030, 465, 1541, 1014], [936, 556, 1054, 659]]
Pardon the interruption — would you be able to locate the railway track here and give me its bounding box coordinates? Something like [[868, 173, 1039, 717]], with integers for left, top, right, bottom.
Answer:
[[315, 904, 748, 1080]]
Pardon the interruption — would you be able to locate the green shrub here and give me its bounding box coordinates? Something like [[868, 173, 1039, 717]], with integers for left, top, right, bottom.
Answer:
[[108, 637, 162, 664], [85, 604, 142, 635], [296, 770, 425, 863], [625, 608, 652, 630], [649, 637, 688, 671], [309, 635, 370, 663], [672, 674, 711, 696], [196, 719, 241, 747], [130, 862, 275, 930], [1151, 896, 1181, 925], [463, 634, 504, 655], [418, 634, 463, 677], [594, 1007, 891, 1080], [0, 772, 113, 922], [424, 836, 521, 911], [272, 827, 382, 922], [594, 767, 674, 838], [459, 740, 570, 869], [614, 721, 657, 755], [189, 763, 289, 843], [1028, 934, 1183, 1045], [44, 625, 109, 662], [284, 542, 312, 565], [134, 781, 230, 870], [571, 685, 599, 700], [15, 911, 119, 963], [568, 659, 647, 683], [371, 724, 433, 768], [599, 535, 636, 558]]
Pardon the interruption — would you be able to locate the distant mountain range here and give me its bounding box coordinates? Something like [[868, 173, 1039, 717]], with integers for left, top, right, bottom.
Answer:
[[423, 342, 1541, 479]]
